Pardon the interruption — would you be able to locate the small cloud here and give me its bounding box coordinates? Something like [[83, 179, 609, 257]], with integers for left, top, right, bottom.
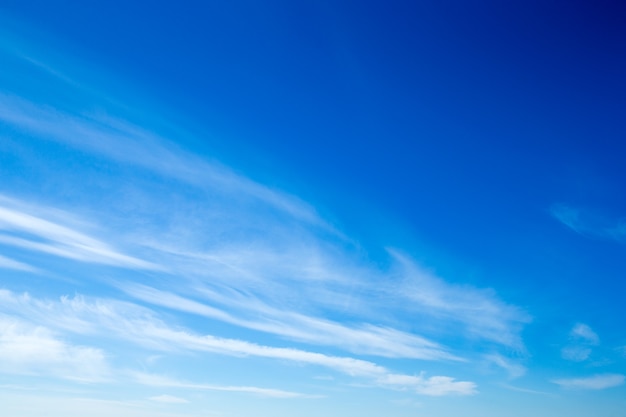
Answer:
[[552, 374, 625, 390], [0, 198, 161, 271], [484, 354, 526, 379], [313, 375, 334, 381], [379, 373, 477, 396], [561, 346, 592, 362], [550, 204, 626, 243], [0, 255, 39, 273], [132, 372, 313, 398], [0, 315, 109, 382], [148, 394, 188, 404], [561, 323, 599, 362], [571, 323, 599, 345]]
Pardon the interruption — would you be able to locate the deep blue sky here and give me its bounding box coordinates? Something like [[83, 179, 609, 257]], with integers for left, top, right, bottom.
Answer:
[[1, 1, 626, 416]]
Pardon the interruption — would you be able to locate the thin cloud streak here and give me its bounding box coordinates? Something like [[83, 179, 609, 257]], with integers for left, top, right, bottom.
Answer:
[[552, 374, 625, 390], [0, 79, 529, 360], [134, 372, 315, 399], [0, 93, 328, 230], [551, 204, 626, 243], [122, 283, 460, 361], [0, 199, 160, 270], [484, 354, 526, 379], [0, 289, 477, 396], [0, 190, 525, 363], [391, 252, 530, 350], [148, 395, 189, 404], [0, 254, 39, 273], [0, 52, 527, 399]]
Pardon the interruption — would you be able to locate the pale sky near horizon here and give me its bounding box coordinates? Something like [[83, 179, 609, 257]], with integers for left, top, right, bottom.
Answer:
[[1, 1, 626, 416]]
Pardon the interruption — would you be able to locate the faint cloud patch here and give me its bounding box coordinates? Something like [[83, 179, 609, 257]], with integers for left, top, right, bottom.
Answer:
[[561, 323, 599, 362], [552, 374, 624, 390], [148, 395, 189, 404], [0, 315, 109, 382], [550, 204, 626, 243], [484, 354, 526, 379]]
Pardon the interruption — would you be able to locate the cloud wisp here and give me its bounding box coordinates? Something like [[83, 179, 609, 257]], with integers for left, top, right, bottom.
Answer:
[[0, 315, 109, 382], [561, 323, 600, 362], [0, 50, 528, 400], [552, 374, 625, 390], [0, 196, 159, 271], [134, 373, 313, 399], [121, 283, 460, 361], [0, 93, 328, 231], [0, 289, 477, 396], [148, 395, 189, 404], [0, 254, 39, 273], [550, 204, 626, 243]]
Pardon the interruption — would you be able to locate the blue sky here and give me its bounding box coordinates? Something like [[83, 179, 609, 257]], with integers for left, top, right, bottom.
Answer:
[[1, 1, 626, 416]]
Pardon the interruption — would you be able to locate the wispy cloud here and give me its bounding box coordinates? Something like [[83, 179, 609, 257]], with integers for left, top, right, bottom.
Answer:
[[0, 196, 159, 270], [0, 68, 530, 361], [378, 373, 477, 396], [0, 289, 477, 396], [121, 283, 459, 361], [484, 354, 526, 379], [135, 373, 313, 399], [561, 323, 599, 362], [0, 93, 328, 230], [550, 204, 626, 243], [390, 252, 531, 350], [570, 323, 599, 344], [0, 315, 109, 382], [0, 50, 528, 399], [0, 187, 526, 365], [0, 254, 39, 273], [552, 374, 625, 390], [148, 395, 189, 404], [0, 392, 205, 417]]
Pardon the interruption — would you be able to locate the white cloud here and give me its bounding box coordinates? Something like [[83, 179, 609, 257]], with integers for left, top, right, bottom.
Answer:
[[379, 373, 477, 396], [390, 252, 530, 350], [0, 254, 38, 272], [0, 89, 529, 365], [0, 315, 109, 382], [561, 323, 599, 362], [122, 283, 459, 361], [552, 374, 625, 390], [0, 55, 529, 399], [0, 289, 476, 396], [0, 93, 328, 231], [0, 198, 159, 270], [570, 323, 599, 345], [147, 395, 189, 404], [561, 346, 592, 362], [135, 373, 312, 399], [484, 354, 526, 379], [550, 204, 626, 243], [0, 392, 205, 417]]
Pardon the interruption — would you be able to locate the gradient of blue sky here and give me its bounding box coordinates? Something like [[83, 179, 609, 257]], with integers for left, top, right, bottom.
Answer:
[[1, 1, 626, 416]]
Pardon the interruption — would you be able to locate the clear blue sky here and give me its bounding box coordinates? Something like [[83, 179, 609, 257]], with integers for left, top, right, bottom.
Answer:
[[1, 1, 625, 416]]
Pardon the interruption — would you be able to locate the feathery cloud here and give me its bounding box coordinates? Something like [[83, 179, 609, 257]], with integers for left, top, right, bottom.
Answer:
[[551, 204, 626, 243], [552, 374, 625, 390], [0, 289, 476, 396], [0, 315, 109, 382], [148, 395, 189, 404], [561, 323, 599, 362], [0, 197, 159, 270]]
